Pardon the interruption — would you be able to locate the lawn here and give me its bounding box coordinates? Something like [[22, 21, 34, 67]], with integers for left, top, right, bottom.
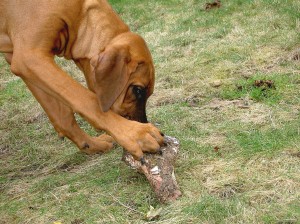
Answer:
[[0, 0, 299, 223]]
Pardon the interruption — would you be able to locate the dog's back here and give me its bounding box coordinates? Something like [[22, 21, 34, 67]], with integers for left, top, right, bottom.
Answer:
[[0, 0, 87, 53], [0, 0, 127, 57]]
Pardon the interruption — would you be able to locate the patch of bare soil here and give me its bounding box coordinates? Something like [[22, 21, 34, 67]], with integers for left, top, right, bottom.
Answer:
[[284, 149, 300, 158], [202, 98, 251, 110], [197, 160, 246, 198], [25, 112, 45, 124], [193, 154, 300, 201], [237, 103, 271, 125], [148, 88, 184, 107], [185, 93, 205, 107], [200, 98, 295, 125], [201, 133, 227, 153]]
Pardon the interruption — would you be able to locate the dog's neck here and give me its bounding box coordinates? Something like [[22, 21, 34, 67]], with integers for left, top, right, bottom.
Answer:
[[69, 0, 129, 92]]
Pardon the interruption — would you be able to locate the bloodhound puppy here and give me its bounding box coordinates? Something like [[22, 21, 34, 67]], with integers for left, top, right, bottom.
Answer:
[[0, 0, 164, 161]]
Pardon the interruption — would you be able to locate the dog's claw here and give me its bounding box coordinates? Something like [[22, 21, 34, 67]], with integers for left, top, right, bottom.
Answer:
[[83, 143, 90, 149], [158, 149, 163, 155], [140, 157, 146, 165]]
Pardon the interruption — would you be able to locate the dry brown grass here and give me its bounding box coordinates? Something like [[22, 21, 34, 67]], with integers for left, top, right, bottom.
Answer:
[[1, 0, 300, 223]]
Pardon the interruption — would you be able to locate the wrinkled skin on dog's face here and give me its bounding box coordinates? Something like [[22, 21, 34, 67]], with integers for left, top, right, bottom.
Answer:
[[91, 32, 155, 123], [111, 61, 154, 123]]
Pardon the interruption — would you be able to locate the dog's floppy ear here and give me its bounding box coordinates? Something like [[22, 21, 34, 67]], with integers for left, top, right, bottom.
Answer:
[[92, 46, 138, 112]]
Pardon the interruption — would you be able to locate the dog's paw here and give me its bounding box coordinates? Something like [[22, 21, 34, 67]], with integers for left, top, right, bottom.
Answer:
[[119, 122, 164, 160], [96, 134, 115, 144], [80, 134, 115, 154]]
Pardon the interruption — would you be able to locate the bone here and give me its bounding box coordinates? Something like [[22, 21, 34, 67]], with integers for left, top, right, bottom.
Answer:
[[122, 136, 181, 203]]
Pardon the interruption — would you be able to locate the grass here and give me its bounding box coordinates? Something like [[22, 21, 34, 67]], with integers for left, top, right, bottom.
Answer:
[[1, 0, 300, 223]]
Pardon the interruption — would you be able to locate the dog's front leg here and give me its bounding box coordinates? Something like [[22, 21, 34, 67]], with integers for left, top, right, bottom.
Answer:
[[10, 51, 163, 160], [4, 53, 114, 153], [24, 80, 115, 154]]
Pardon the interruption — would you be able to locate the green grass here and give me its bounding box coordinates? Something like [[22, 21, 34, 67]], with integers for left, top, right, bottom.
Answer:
[[183, 195, 239, 222], [1, 0, 300, 223]]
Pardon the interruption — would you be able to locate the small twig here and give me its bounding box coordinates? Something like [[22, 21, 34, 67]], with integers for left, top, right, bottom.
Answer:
[[50, 192, 61, 204], [102, 193, 144, 215], [268, 110, 276, 128]]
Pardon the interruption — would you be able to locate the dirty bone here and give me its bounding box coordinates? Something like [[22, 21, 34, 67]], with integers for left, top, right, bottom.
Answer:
[[122, 136, 182, 203]]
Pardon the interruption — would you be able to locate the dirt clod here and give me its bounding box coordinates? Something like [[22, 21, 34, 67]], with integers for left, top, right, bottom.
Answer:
[[291, 48, 300, 61], [292, 53, 300, 61], [254, 80, 275, 90], [205, 0, 221, 10], [214, 146, 220, 152]]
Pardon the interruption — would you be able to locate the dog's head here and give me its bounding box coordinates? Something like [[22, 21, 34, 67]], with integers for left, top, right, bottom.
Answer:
[[91, 32, 155, 123]]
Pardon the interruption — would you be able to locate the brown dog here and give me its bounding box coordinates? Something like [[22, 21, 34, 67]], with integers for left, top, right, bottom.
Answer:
[[0, 0, 164, 161]]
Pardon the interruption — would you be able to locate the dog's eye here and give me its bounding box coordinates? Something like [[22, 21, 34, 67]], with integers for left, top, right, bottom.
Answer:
[[132, 86, 146, 100]]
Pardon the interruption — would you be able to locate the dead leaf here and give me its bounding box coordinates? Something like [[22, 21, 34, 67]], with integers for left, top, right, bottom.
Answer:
[[214, 146, 220, 152], [210, 80, 222, 88], [146, 206, 163, 221]]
